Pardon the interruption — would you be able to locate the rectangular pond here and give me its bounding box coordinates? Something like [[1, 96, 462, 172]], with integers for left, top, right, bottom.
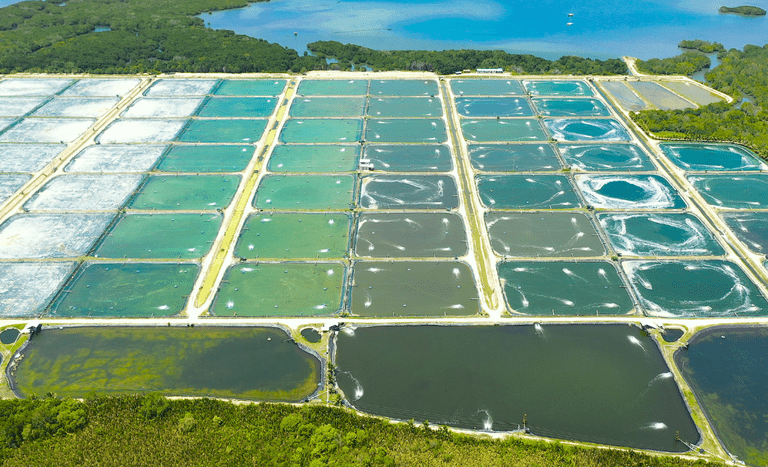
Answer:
[[522, 80, 593, 96], [66, 145, 166, 173], [601, 81, 649, 111], [24, 174, 142, 212], [477, 175, 580, 209], [61, 78, 140, 97], [11, 326, 320, 401], [0, 262, 75, 318], [145, 79, 217, 96], [196, 97, 279, 118], [129, 175, 240, 211], [662, 81, 723, 106], [122, 97, 204, 118], [486, 212, 605, 257], [558, 143, 655, 171], [211, 262, 344, 317], [0, 118, 95, 143], [93, 213, 222, 259], [721, 212, 768, 255], [598, 213, 724, 257], [362, 144, 452, 172], [0, 97, 48, 117], [468, 143, 560, 172], [360, 175, 458, 210], [461, 119, 546, 142], [365, 119, 447, 143], [624, 260, 768, 317], [349, 261, 477, 316], [253, 174, 355, 210], [0, 213, 114, 259], [49, 262, 200, 318], [576, 175, 685, 210], [214, 79, 287, 96], [455, 97, 533, 117], [289, 97, 366, 117], [297, 79, 369, 96], [0, 78, 73, 96], [0, 144, 66, 173], [450, 79, 523, 96], [688, 175, 768, 209], [544, 118, 631, 142], [676, 326, 768, 466], [532, 98, 610, 117], [369, 80, 438, 96], [0, 174, 30, 204], [96, 119, 185, 143], [157, 145, 254, 173], [268, 144, 359, 173], [280, 119, 363, 143], [627, 81, 692, 110], [367, 97, 442, 118], [498, 261, 633, 315], [660, 143, 767, 172], [235, 212, 351, 259], [177, 119, 268, 143], [355, 212, 467, 258], [31, 97, 119, 118], [335, 324, 698, 452]]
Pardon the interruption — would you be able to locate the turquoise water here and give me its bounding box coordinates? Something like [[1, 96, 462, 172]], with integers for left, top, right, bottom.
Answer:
[[499, 261, 633, 315], [280, 119, 363, 143], [268, 144, 359, 172], [599, 213, 725, 257], [477, 175, 580, 209], [689, 175, 768, 209], [486, 212, 605, 257], [157, 145, 254, 173], [544, 118, 631, 142], [624, 260, 768, 318], [524, 81, 593, 96], [369, 80, 438, 96], [214, 79, 287, 96], [362, 144, 452, 172], [254, 174, 356, 210], [577, 175, 685, 210], [558, 144, 654, 171], [455, 97, 533, 117], [469, 144, 560, 172], [533, 98, 611, 117], [130, 175, 240, 210], [289, 97, 366, 117], [360, 175, 458, 209], [177, 119, 268, 143], [660, 143, 767, 172], [721, 212, 768, 255], [367, 97, 442, 117], [297, 80, 368, 96], [365, 119, 446, 143], [196, 97, 278, 118], [450, 79, 523, 96], [201, 0, 768, 60], [461, 119, 546, 142]]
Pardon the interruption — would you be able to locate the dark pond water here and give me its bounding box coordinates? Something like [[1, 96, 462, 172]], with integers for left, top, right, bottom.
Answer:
[[0, 327, 20, 344], [301, 327, 322, 343]]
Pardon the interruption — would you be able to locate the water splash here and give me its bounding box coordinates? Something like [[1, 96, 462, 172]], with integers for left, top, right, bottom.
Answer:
[[641, 422, 668, 430], [474, 409, 493, 431], [627, 335, 648, 355], [340, 371, 364, 401]]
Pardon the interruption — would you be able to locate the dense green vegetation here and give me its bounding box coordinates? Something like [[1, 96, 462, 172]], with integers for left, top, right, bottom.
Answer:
[[0, 395, 719, 466], [632, 44, 768, 158], [718, 5, 766, 16], [307, 41, 628, 75], [636, 51, 711, 75], [678, 40, 725, 54]]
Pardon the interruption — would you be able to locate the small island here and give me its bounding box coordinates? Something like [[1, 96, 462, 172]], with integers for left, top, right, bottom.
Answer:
[[719, 5, 767, 16]]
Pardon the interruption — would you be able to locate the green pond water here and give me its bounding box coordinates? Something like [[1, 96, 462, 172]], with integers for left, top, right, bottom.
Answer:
[[349, 261, 478, 317], [499, 261, 633, 315], [455, 97, 534, 117], [93, 213, 222, 259], [157, 145, 254, 173], [235, 212, 351, 259], [688, 175, 768, 209], [0, 327, 20, 344], [367, 97, 442, 118], [130, 175, 240, 210], [486, 212, 605, 257], [196, 97, 278, 118], [50, 262, 199, 318], [365, 119, 447, 143], [289, 97, 366, 117], [212, 263, 345, 317], [253, 175, 355, 210], [369, 80, 438, 96], [300, 327, 322, 343], [477, 175, 580, 209], [268, 144, 359, 173], [360, 175, 458, 210], [721, 212, 768, 255], [177, 119, 268, 143], [677, 327, 768, 466], [598, 213, 724, 257], [13, 327, 320, 401], [468, 144, 560, 172], [660, 143, 766, 172], [355, 212, 467, 258], [450, 79, 523, 96], [558, 144, 654, 171], [532, 98, 611, 117], [576, 175, 686, 210], [661, 328, 684, 342], [362, 144, 452, 172], [214, 79, 287, 96], [280, 119, 363, 143], [461, 119, 546, 142], [544, 119, 631, 142], [523, 80, 593, 96], [624, 260, 768, 318], [297, 80, 369, 96], [335, 324, 697, 452]]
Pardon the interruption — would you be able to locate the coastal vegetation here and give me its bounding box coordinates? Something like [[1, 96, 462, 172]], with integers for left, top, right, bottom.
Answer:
[[636, 52, 711, 75], [678, 40, 725, 54], [0, 395, 720, 466], [632, 43, 768, 158], [718, 5, 767, 16]]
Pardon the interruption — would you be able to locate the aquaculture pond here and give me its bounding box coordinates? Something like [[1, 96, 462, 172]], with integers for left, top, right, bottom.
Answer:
[[300, 327, 322, 343], [235, 212, 351, 259], [369, 80, 438, 96], [677, 326, 768, 466], [477, 175, 580, 209], [214, 79, 287, 96], [196, 97, 277, 118], [355, 212, 467, 258], [268, 145, 359, 173], [157, 145, 254, 173], [498, 261, 633, 315], [49, 262, 199, 318], [279, 119, 363, 143], [335, 324, 698, 451], [12, 327, 321, 401], [0, 262, 75, 317], [461, 119, 546, 142], [544, 119, 631, 142], [67, 145, 166, 173], [486, 212, 605, 257], [289, 97, 366, 118], [558, 144, 654, 171], [365, 119, 447, 143], [688, 175, 768, 209], [362, 144, 452, 172], [367, 97, 442, 118], [360, 175, 458, 210], [522, 80, 593, 96], [450, 79, 524, 96], [0, 327, 20, 345], [177, 119, 268, 143], [624, 260, 768, 318], [660, 143, 766, 172], [253, 175, 355, 210], [454, 97, 534, 117], [721, 212, 768, 255], [349, 261, 477, 317], [598, 213, 724, 257], [0, 213, 115, 259], [212, 263, 345, 317], [129, 175, 240, 210], [296, 80, 369, 96], [576, 175, 685, 210], [532, 98, 610, 117], [627, 82, 692, 110], [601, 81, 649, 111], [468, 144, 560, 172]]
